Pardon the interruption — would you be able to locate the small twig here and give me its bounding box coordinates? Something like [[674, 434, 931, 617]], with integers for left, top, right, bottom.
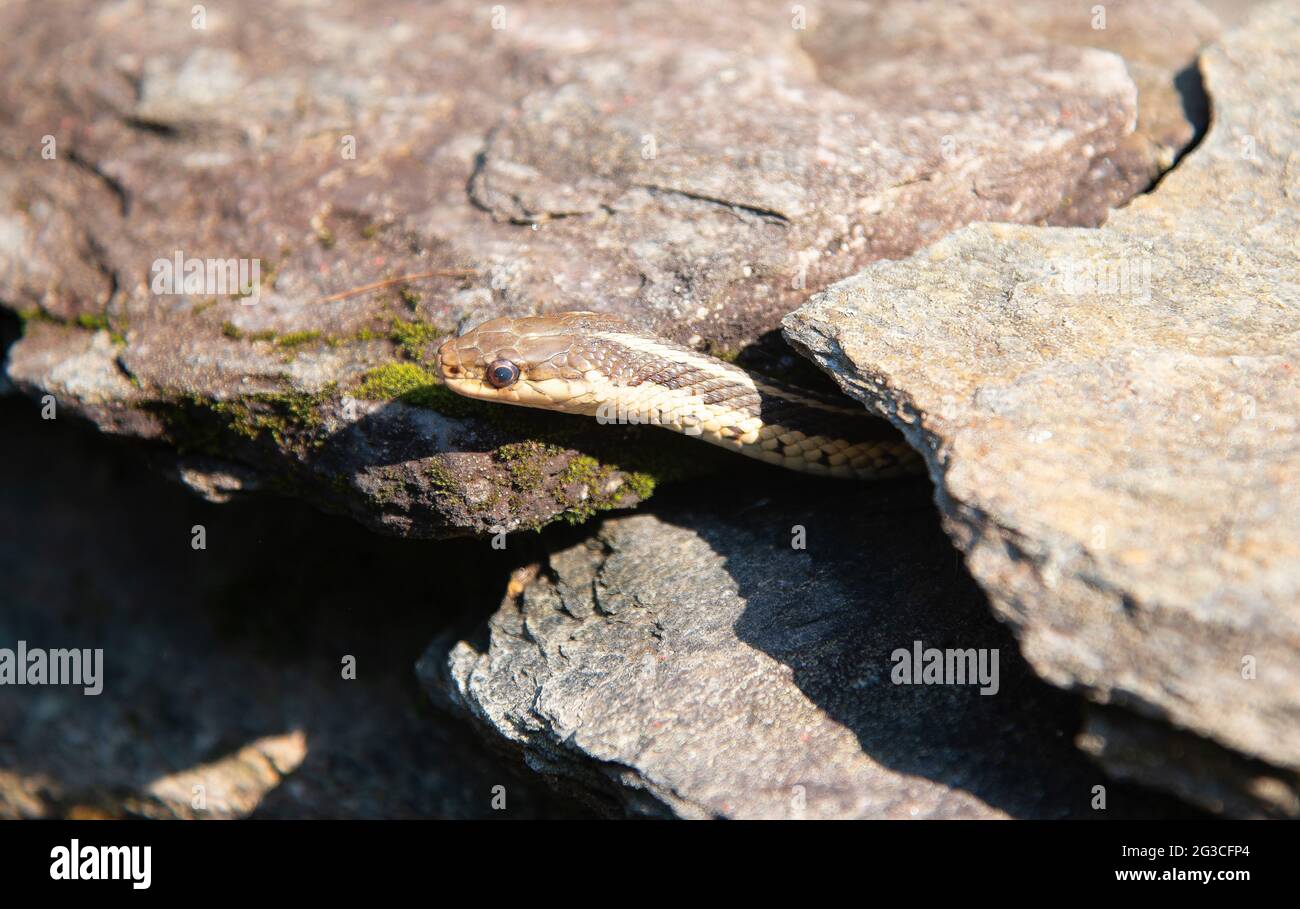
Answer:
[[315, 268, 480, 304]]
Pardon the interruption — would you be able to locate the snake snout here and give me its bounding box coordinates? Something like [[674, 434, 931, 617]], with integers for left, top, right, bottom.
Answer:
[[434, 336, 465, 380], [436, 333, 511, 402]]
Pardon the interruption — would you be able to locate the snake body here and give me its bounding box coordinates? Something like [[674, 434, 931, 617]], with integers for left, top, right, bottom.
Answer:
[[435, 312, 922, 479]]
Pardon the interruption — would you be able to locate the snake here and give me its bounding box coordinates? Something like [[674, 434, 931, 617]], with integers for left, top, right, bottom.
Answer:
[[435, 312, 923, 479]]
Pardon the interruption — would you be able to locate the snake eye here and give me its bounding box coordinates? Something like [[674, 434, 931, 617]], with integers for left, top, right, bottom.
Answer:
[[486, 358, 520, 388]]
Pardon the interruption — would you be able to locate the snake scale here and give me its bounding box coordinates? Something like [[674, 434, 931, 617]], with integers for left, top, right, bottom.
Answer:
[[435, 312, 923, 479]]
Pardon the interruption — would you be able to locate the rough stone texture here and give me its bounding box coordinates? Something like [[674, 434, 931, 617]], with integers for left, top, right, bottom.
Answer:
[[784, 2, 1299, 814], [423, 481, 1198, 819], [0, 0, 1219, 536], [1078, 707, 1300, 818], [0, 396, 589, 819]]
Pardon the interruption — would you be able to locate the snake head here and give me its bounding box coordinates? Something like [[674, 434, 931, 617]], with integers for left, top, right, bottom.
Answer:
[[435, 312, 625, 412]]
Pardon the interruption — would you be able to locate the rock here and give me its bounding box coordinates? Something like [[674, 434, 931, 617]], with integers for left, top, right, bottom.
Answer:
[[423, 481, 1196, 819], [784, 2, 1300, 814], [137, 732, 308, 820], [1023, 1, 1221, 226], [0, 0, 1219, 536], [1078, 707, 1300, 818], [0, 397, 587, 819]]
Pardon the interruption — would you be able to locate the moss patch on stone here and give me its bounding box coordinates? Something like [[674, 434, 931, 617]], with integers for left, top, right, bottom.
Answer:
[[150, 384, 338, 458], [19, 307, 125, 344], [555, 453, 657, 525], [489, 441, 660, 530], [220, 324, 323, 348], [389, 318, 444, 361], [353, 362, 480, 417], [75, 313, 111, 332], [496, 440, 563, 492], [273, 330, 323, 348], [356, 362, 436, 400]]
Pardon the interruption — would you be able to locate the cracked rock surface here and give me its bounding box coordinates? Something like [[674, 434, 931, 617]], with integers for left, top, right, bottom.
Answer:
[[784, 1, 1299, 816], [422, 480, 1195, 819], [0, 0, 1218, 536]]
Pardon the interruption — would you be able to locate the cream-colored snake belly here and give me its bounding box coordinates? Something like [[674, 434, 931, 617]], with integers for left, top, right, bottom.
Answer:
[[435, 312, 923, 479]]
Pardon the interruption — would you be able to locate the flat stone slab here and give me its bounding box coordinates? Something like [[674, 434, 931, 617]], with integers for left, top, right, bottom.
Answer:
[[0, 0, 1217, 536], [423, 483, 1193, 819], [784, 2, 1299, 813]]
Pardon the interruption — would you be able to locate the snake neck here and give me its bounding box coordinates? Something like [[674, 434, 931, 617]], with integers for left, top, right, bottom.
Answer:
[[576, 330, 923, 479]]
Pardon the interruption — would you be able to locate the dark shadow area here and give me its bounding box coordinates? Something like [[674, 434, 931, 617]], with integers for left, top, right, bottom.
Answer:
[[1173, 61, 1212, 158], [0, 308, 20, 369], [1142, 60, 1214, 198], [643, 473, 1203, 819], [734, 327, 850, 397], [0, 394, 592, 818]]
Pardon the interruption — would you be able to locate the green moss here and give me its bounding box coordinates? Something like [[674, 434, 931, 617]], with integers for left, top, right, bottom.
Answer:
[[426, 461, 456, 495], [149, 384, 337, 456], [360, 223, 380, 240], [221, 324, 319, 347], [389, 318, 444, 360], [368, 466, 405, 506], [357, 362, 433, 399], [198, 316, 445, 360], [145, 394, 230, 456], [259, 385, 335, 438], [704, 341, 741, 363], [19, 307, 126, 344], [556, 454, 611, 524], [351, 361, 483, 417], [623, 471, 657, 501], [554, 453, 658, 524], [556, 453, 601, 485], [497, 441, 563, 492], [273, 330, 322, 348], [17, 307, 53, 326], [483, 443, 660, 530]]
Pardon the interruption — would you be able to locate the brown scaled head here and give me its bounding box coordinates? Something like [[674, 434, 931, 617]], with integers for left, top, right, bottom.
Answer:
[[434, 312, 627, 412]]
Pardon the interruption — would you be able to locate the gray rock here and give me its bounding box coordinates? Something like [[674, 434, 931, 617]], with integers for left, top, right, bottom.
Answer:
[[0, 398, 586, 819], [423, 482, 1195, 819], [784, 2, 1300, 813], [1078, 706, 1300, 818], [0, 0, 1218, 536]]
